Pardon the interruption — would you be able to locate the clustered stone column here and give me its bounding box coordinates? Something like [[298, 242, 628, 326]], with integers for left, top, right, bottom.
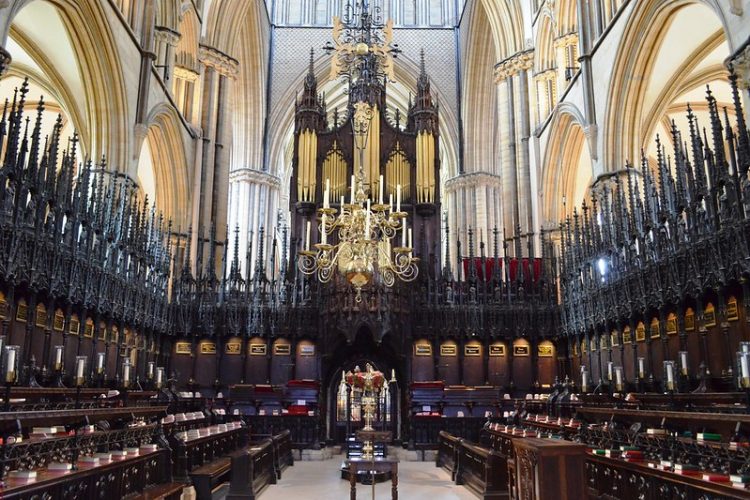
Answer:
[[192, 45, 239, 262], [494, 50, 534, 251], [227, 168, 282, 278]]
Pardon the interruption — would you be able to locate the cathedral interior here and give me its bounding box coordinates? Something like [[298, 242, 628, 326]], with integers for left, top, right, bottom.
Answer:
[[0, 0, 750, 498]]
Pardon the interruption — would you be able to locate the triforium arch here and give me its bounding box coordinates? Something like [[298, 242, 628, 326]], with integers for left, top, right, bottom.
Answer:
[[603, 0, 737, 170], [541, 104, 593, 223], [0, 0, 129, 169]]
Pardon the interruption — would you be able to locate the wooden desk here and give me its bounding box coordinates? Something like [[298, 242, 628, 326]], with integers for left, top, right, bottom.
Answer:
[[513, 438, 587, 500], [346, 457, 399, 500]]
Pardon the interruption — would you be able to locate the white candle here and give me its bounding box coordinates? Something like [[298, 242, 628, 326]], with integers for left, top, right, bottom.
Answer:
[[582, 371, 588, 391], [679, 351, 688, 375], [742, 355, 749, 379], [396, 184, 401, 213], [351, 175, 356, 204], [123, 363, 131, 386], [666, 362, 674, 388], [365, 200, 371, 238], [6, 348, 16, 376], [324, 179, 330, 209], [391, 368, 396, 381], [389, 194, 393, 212], [340, 196, 345, 208], [148, 362, 155, 379], [607, 361, 613, 381], [305, 221, 311, 251], [54, 346, 63, 367], [408, 228, 412, 249], [402, 219, 407, 247], [97, 352, 105, 372], [76, 358, 85, 379], [321, 214, 327, 245], [615, 367, 622, 387], [638, 357, 645, 378], [156, 367, 164, 385], [379, 175, 384, 204]]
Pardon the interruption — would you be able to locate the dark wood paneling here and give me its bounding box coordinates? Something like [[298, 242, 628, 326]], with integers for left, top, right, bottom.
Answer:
[[707, 326, 725, 376], [537, 340, 556, 387], [463, 340, 484, 386], [270, 338, 292, 385], [411, 339, 434, 381], [220, 336, 244, 385], [651, 340, 665, 382], [623, 343, 635, 382], [195, 339, 217, 387], [512, 339, 532, 391], [439, 340, 459, 385], [295, 339, 318, 379], [246, 337, 269, 384], [488, 341, 508, 387], [171, 338, 193, 385]]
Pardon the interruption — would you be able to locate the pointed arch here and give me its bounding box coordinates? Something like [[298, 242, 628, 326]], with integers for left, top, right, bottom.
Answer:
[[541, 104, 593, 222]]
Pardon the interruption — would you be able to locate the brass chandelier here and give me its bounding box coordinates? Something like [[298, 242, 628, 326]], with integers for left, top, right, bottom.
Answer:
[[298, 0, 418, 301], [297, 114, 419, 301]]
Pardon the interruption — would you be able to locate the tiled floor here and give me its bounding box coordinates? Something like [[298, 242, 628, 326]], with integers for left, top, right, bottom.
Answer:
[[209, 458, 476, 500]]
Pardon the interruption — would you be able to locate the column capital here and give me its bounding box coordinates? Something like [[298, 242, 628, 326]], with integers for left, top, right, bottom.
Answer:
[[155, 25, 181, 46], [444, 172, 503, 191], [728, 42, 750, 90], [552, 32, 578, 49], [229, 168, 281, 189], [174, 66, 200, 82], [494, 49, 534, 83], [199, 44, 239, 78]]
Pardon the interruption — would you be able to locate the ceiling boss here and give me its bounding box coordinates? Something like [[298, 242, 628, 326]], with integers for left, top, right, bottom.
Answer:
[[298, 0, 418, 302]]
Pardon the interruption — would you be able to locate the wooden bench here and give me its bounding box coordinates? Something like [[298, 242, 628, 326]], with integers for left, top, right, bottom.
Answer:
[[130, 482, 185, 500], [436, 430, 461, 480], [455, 439, 508, 500], [226, 439, 277, 500], [272, 429, 294, 478], [189, 456, 232, 500]]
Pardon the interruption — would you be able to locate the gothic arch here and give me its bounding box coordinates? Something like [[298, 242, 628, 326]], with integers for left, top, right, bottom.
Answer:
[[138, 104, 190, 226], [1, 0, 129, 170], [265, 52, 461, 192], [541, 104, 593, 222], [603, 0, 734, 170], [554, 0, 578, 36], [461, 0, 498, 176], [478, 0, 524, 59]]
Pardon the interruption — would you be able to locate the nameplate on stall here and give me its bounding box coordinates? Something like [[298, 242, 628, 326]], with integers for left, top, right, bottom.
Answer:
[[513, 345, 529, 356], [440, 345, 456, 356], [489, 344, 505, 356], [414, 344, 432, 356], [274, 344, 291, 355], [175, 342, 192, 355], [727, 296, 739, 321], [464, 345, 481, 357], [249, 343, 267, 355], [299, 345, 315, 356], [200, 342, 217, 354], [225, 342, 241, 355], [538, 344, 553, 357]]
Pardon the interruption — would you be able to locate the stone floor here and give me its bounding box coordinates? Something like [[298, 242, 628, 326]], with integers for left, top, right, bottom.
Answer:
[[202, 456, 476, 500]]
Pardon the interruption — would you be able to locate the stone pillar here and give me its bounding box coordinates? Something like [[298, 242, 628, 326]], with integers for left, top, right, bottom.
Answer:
[[495, 51, 534, 248], [228, 168, 282, 279], [194, 45, 238, 267]]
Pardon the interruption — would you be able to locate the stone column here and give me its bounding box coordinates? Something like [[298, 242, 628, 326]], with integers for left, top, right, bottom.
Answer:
[[495, 51, 534, 248], [195, 45, 238, 267], [154, 26, 180, 87]]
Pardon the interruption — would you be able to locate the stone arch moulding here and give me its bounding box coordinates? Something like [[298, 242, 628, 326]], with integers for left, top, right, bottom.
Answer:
[[137, 103, 191, 227], [602, 0, 736, 171], [541, 103, 594, 223], [2, 0, 129, 170]]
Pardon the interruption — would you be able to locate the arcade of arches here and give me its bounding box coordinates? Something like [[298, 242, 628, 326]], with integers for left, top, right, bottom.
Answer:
[[0, 0, 750, 498]]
